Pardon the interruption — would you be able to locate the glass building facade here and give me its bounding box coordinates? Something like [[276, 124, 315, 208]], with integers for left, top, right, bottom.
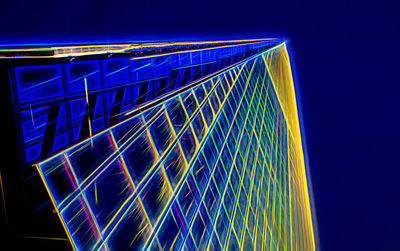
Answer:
[[1, 39, 316, 250]]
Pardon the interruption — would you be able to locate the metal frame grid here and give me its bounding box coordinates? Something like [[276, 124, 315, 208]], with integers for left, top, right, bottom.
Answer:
[[34, 42, 316, 250], [11, 40, 277, 164]]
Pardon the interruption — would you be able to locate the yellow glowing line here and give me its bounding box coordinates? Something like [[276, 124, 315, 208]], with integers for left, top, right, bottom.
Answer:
[[232, 68, 238, 78], [63, 154, 105, 245], [0, 48, 52, 52], [36, 101, 163, 167], [84, 77, 89, 106], [0, 38, 275, 53], [178, 96, 190, 120], [141, 115, 174, 225], [129, 224, 147, 247], [35, 43, 299, 251], [63, 154, 79, 185], [287, 127, 293, 251], [224, 61, 260, 250], [136, 77, 220, 196], [95, 197, 152, 250], [189, 231, 199, 250], [240, 77, 269, 251], [190, 125, 199, 148], [231, 229, 240, 247], [146, 57, 248, 251], [142, 116, 174, 191], [164, 108, 188, 167], [143, 118, 160, 160], [261, 208, 266, 250], [207, 80, 218, 116], [58, 109, 165, 211], [272, 118, 278, 248], [252, 100, 269, 250], [238, 77, 266, 249], [131, 40, 275, 60], [177, 95, 200, 147], [203, 62, 255, 251], [126, 74, 209, 116], [101, 194, 137, 235], [43, 54, 234, 250], [268, 101, 278, 249], [261, 47, 296, 141], [212, 226, 224, 250], [138, 197, 154, 230], [213, 86, 223, 106], [221, 87, 254, 248], [164, 107, 177, 139], [170, 232, 180, 251], [116, 122, 140, 144], [228, 70, 235, 86], [16, 236, 69, 241], [37, 43, 275, 168], [94, 181, 98, 205], [221, 74, 229, 95], [34, 164, 77, 250], [191, 90, 209, 132], [184, 59, 256, 251], [88, 118, 93, 149], [4, 39, 278, 60], [81, 193, 104, 241], [109, 131, 137, 191], [202, 84, 208, 95], [281, 44, 316, 249], [262, 43, 316, 249]]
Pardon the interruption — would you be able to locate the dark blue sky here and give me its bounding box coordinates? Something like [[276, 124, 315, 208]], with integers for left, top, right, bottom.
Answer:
[[1, 0, 399, 250]]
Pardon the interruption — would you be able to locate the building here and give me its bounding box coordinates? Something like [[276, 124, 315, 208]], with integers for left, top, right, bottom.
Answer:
[[0, 39, 316, 250]]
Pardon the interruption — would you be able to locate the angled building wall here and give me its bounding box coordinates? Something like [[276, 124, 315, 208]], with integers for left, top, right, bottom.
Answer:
[[1, 39, 316, 250]]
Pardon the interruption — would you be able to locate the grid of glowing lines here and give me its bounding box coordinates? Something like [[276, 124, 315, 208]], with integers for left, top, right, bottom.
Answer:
[[15, 39, 277, 164], [35, 43, 315, 250]]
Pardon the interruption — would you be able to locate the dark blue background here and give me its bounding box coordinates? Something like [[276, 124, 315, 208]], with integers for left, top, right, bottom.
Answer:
[[1, 0, 399, 250]]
